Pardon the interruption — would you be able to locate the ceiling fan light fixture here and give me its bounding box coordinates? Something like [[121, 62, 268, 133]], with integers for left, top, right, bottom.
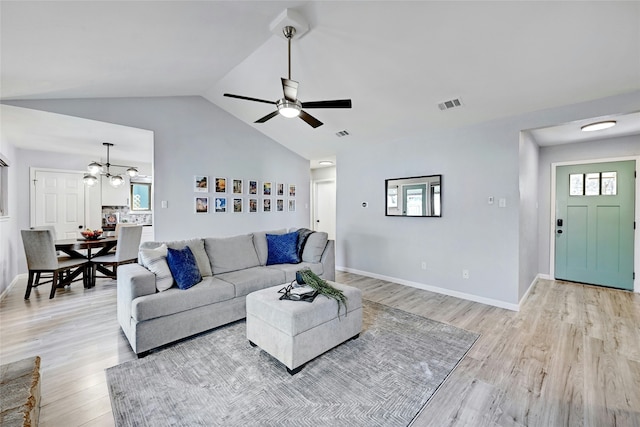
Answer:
[[581, 120, 616, 132], [277, 99, 301, 118]]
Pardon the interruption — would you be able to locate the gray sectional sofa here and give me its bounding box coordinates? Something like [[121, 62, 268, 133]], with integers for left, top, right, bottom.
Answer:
[[116, 229, 335, 356]]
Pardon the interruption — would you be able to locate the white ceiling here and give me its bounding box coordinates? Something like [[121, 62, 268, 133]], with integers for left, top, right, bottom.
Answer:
[[1, 1, 639, 163]]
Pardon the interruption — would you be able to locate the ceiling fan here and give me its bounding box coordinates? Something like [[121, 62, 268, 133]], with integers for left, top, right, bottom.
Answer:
[[223, 26, 352, 128]]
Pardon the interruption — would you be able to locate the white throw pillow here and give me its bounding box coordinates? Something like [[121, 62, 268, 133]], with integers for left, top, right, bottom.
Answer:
[[139, 244, 174, 292]]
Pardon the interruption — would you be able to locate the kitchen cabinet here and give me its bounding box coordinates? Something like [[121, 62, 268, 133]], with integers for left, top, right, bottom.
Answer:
[[101, 175, 130, 206]]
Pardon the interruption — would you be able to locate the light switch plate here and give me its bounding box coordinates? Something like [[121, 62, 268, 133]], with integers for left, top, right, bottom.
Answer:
[[499, 198, 507, 208]]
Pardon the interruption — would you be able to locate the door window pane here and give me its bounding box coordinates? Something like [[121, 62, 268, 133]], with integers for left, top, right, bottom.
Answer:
[[569, 174, 584, 196], [601, 172, 617, 195], [585, 173, 600, 196]]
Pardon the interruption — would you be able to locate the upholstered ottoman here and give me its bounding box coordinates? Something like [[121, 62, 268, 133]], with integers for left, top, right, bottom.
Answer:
[[246, 282, 362, 374]]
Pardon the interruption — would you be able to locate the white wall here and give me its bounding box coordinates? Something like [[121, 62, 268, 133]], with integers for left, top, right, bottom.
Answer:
[[537, 134, 640, 277], [518, 131, 540, 300], [336, 91, 640, 309], [0, 138, 18, 295], [3, 96, 311, 276]]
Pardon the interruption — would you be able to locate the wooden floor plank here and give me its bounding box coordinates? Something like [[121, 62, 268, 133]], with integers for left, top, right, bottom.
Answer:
[[1, 272, 639, 426]]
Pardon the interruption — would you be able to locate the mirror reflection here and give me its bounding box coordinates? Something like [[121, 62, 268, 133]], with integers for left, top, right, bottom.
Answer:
[[385, 175, 441, 217]]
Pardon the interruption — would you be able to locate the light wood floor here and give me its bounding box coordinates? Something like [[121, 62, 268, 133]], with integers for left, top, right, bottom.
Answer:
[[1, 272, 638, 426]]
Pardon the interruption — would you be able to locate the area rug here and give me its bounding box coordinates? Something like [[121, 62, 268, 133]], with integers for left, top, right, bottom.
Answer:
[[106, 300, 479, 427]]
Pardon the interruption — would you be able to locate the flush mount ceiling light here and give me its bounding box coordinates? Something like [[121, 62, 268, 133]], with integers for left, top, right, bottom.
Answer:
[[581, 120, 617, 132], [318, 160, 334, 166], [83, 142, 139, 187]]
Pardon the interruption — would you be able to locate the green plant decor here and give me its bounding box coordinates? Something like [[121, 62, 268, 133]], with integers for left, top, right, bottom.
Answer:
[[297, 268, 348, 318]]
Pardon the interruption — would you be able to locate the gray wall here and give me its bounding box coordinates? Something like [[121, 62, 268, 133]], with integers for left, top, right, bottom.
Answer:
[[0, 139, 18, 295], [336, 91, 640, 308], [4, 96, 311, 277], [537, 134, 640, 276], [518, 131, 540, 300]]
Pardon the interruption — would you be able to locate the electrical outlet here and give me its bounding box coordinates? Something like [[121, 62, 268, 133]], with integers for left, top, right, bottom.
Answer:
[[421, 261, 427, 270], [462, 269, 470, 279]]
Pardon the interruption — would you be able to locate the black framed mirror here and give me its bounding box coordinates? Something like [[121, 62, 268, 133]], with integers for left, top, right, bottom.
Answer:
[[385, 175, 442, 217]]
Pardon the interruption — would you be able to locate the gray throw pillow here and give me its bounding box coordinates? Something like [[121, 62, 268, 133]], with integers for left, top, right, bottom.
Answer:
[[301, 232, 329, 263]]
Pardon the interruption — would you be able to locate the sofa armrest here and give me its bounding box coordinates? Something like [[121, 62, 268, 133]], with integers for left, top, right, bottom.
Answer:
[[117, 263, 157, 299], [320, 239, 335, 281]]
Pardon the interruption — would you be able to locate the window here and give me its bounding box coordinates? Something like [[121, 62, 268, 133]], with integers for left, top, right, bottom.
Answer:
[[568, 171, 617, 196], [0, 154, 8, 217], [130, 183, 151, 211]]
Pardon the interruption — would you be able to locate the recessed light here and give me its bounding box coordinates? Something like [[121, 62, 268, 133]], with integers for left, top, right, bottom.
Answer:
[[581, 120, 616, 132], [318, 161, 334, 166]]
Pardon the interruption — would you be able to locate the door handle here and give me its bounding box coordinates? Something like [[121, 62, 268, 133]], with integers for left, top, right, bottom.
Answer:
[[557, 230, 563, 234], [78, 225, 83, 229]]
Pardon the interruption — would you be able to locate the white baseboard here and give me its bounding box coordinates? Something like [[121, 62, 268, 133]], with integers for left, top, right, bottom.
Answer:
[[518, 274, 545, 306], [0, 274, 25, 301], [336, 266, 520, 311]]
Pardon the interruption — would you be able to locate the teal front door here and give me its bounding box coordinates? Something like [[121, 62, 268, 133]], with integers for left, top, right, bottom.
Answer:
[[403, 184, 427, 216], [555, 160, 635, 290]]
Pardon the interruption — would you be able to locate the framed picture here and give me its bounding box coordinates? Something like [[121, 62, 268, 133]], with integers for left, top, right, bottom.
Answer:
[[194, 176, 208, 192], [233, 198, 243, 213], [276, 198, 284, 212], [249, 198, 258, 213], [215, 177, 227, 193], [263, 198, 271, 212], [195, 197, 209, 213], [263, 181, 272, 196], [288, 199, 296, 212], [232, 179, 243, 195], [288, 184, 296, 197], [214, 197, 227, 213], [276, 182, 285, 196], [248, 180, 258, 195]]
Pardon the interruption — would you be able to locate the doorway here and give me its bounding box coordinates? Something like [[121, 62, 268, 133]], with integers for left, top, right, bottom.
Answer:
[[554, 160, 635, 290], [30, 168, 101, 238], [313, 179, 336, 241]]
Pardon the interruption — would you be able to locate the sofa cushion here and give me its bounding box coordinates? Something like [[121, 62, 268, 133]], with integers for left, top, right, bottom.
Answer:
[[301, 232, 329, 263], [131, 276, 235, 322], [266, 262, 324, 283], [138, 244, 174, 292], [166, 247, 202, 290], [253, 229, 287, 265], [216, 267, 286, 297], [205, 234, 260, 274], [141, 238, 212, 277], [266, 231, 300, 265]]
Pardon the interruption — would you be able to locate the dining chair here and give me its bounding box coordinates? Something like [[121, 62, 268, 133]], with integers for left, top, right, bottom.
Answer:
[[91, 225, 142, 281], [21, 229, 88, 299]]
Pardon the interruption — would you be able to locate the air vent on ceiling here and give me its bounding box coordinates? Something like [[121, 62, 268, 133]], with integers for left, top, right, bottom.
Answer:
[[336, 130, 350, 137], [438, 98, 463, 111]]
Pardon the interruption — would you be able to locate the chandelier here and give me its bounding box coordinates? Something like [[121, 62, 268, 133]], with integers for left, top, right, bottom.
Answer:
[[83, 142, 138, 187]]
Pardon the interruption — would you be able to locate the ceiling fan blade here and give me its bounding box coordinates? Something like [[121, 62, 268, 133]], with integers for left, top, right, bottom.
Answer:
[[301, 99, 352, 109], [281, 78, 299, 101], [224, 93, 276, 105], [255, 111, 280, 124], [299, 110, 323, 128]]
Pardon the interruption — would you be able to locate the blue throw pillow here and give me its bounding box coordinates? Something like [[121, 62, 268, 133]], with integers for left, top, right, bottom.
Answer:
[[266, 231, 300, 265], [166, 246, 202, 290]]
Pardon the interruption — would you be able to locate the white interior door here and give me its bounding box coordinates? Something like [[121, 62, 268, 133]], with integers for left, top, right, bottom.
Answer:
[[33, 169, 86, 239], [313, 180, 336, 240]]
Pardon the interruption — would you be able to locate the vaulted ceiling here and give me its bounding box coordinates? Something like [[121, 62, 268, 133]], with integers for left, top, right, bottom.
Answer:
[[2, 1, 639, 162]]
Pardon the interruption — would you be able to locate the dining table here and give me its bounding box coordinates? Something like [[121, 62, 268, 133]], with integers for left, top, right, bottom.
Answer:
[[55, 236, 118, 288]]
